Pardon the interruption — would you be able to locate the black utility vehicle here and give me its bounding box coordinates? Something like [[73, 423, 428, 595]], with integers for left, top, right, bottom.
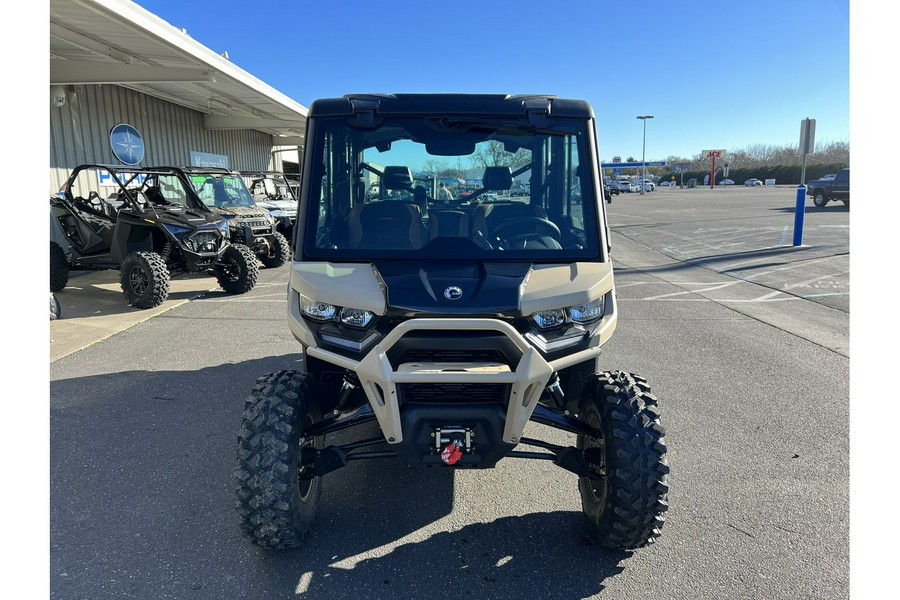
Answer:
[[158, 166, 291, 268], [235, 94, 669, 551], [50, 165, 258, 309], [243, 170, 300, 242]]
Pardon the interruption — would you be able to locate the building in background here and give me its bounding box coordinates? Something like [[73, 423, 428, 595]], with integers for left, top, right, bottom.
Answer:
[[49, 0, 307, 195]]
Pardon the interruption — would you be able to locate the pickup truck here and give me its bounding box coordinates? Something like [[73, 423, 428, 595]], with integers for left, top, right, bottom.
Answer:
[[807, 168, 849, 207]]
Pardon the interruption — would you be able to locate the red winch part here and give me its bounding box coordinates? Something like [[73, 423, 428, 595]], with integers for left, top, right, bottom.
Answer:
[[440, 441, 463, 465]]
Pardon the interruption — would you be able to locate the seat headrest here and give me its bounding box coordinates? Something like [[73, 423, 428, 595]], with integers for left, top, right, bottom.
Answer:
[[482, 166, 512, 191], [383, 166, 413, 190]]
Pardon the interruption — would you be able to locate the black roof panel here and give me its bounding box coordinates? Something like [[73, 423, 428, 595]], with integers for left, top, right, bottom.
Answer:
[[308, 94, 594, 119]]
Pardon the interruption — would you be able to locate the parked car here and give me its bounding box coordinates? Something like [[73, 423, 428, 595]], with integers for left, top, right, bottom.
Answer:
[[638, 179, 655, 191], [744, 178, 763, 186], [604, 181, 622, 195], [807, 168, 849, 207], [719, 179, 734, 185]]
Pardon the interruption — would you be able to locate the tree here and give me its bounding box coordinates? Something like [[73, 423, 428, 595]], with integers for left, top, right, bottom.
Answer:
[[472, 140, 530, 170]]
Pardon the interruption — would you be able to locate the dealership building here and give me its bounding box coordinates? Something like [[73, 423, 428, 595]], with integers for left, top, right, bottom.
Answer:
[[49, 0, 307, 195]]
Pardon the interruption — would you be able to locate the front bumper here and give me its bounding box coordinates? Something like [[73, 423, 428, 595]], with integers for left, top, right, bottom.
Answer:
[[298, 316, 612, 445]]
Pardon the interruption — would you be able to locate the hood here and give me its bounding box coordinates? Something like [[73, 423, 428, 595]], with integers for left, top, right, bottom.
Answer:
[[255, 198, 297, 212], [373, 260, 531, 314], [208, 205, 270, 219], [152, 205, 223, 229]]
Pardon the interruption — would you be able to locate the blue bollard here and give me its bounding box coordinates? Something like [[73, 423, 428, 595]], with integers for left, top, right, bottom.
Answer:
[[793, 185, 807, 246]]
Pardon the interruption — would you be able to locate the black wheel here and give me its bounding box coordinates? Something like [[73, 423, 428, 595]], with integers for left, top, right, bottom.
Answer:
[[260, 232, 291, 268], [215, 244, 259, 294], [120, 251, 170, 309], [234, 370, 324, 549], [577, 371, 669, 549], [50, 242, 69, 292], [50, 292, 61, 320], [813, 191, 828, 207]]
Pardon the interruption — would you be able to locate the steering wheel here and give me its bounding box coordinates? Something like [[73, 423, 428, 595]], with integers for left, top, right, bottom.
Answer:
[[492, 217, 561, 243]]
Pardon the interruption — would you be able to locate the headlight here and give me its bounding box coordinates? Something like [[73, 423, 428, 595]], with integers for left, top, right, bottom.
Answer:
[[531, 308, 567, 329], [570, 298, 604, 324], [215, 219, 229, 237], [340, 307, 374, 328], [530, 297, 605, 330], [300, 296, 336, 321]]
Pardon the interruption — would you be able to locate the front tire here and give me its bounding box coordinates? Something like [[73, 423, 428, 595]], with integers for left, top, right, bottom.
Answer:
[[215, 244, 259, 294], [813, 191, 829, 207], [577, 371, 669, 549], [235, 370, 324, 549], [50, 242, 69, 292], [50, 293, 61, 320], [260, 232, 291, 268], [120, 251, 170, 308]]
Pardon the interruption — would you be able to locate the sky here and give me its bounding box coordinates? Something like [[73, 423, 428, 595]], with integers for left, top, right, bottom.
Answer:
[[127, 0, 851, 163]]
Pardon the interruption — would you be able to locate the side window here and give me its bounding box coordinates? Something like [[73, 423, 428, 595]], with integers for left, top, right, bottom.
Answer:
[[565, 135, 583, 226], [835, 170, 849, 185]]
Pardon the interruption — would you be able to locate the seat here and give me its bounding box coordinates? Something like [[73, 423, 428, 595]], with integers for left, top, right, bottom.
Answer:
[[481, 166, 513, 192], [346, 201, 425, 249], [427, 209, 470, 241], [145, 186, 168, 206], [382, 166, 414, 192]]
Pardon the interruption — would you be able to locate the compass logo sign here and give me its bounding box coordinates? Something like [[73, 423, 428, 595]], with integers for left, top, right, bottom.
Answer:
[[109, 123, 145, 166]]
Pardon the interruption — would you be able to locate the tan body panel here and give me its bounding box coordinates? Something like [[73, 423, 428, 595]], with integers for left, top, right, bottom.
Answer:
[[287, 261, 617, 444]]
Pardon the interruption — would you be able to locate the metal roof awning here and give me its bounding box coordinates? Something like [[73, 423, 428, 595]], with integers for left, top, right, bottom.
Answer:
[[49, 0, 307, 145]]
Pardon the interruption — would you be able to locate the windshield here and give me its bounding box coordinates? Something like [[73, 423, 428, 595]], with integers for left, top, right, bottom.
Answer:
[[188, 173, 256, 208], [303, 116, 600, 260]]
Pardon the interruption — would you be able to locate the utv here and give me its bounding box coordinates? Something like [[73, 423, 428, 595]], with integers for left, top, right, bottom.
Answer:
[[157, 166, 291, 268], [234, 94, 669, 550], [242, 170, 300, 242], [50, 165, 259, 309]]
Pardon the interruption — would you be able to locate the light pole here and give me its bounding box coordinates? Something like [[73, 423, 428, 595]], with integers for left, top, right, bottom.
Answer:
[[636, 115, 654, 195]]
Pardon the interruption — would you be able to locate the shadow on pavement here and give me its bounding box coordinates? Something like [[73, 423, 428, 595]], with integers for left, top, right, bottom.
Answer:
[[51, 357, 629, 599], [253, 511, 629, 600]]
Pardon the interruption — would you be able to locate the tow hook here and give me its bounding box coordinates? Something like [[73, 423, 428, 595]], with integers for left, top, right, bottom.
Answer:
[[434, 426, 473, 465]]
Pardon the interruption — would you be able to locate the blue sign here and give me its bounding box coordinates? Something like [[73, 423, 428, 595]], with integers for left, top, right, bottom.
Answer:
[[109, 123, 145, 166], [600, 161, 667, 168], [97, 169, 147, 187], [190, 151, 230, 169]]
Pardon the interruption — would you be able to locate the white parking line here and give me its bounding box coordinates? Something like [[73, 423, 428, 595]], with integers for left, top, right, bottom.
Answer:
[[784, 271, 850, 291], [642, 281, 741, 300]]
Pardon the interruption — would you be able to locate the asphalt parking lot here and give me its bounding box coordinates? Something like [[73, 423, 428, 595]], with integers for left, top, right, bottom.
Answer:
[[49, 186, 849, 599]]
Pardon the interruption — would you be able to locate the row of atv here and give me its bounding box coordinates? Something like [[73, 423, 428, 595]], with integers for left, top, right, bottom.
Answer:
[[49, 165, 298, 309]]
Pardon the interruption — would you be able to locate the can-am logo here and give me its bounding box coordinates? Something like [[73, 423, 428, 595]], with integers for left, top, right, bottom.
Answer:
[[443, 286, 463, 300]]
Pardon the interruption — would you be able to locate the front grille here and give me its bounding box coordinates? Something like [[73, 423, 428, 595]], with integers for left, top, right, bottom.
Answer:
[[399, 349, 507, 364], [238, 218, 270, 229], [399, 383, 509, 404]]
